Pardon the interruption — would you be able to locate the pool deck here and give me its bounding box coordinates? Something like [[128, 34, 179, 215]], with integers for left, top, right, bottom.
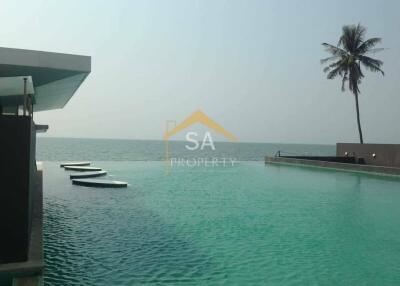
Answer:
[[0, 169, 43, 285], [265, 156, 400, 176]]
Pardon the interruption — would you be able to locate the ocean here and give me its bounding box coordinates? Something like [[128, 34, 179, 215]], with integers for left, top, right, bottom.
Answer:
[[36, 137, 335, 161]]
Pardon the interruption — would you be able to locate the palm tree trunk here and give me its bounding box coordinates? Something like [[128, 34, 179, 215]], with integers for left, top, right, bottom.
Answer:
[[354, 93, 364, 144]]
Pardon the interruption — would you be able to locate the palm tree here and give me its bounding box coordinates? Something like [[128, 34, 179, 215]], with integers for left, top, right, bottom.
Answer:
[[321, 24, 384, 144]]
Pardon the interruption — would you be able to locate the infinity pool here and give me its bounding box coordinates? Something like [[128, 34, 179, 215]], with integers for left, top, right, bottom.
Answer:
[[43, 162, 400, 285]]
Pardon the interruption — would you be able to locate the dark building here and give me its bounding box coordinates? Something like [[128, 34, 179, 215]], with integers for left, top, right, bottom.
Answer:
[[0, 47, 90, 285]]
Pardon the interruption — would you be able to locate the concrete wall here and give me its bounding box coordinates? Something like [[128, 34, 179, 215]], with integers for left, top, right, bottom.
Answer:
[[280, 156, 356, 164], [0, 169, 44, 284], [0, 115, 35, 263], [337, 143, 400, 167]]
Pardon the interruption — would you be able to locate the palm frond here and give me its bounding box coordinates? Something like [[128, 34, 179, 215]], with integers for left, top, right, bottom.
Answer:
[[341, 70, 348, 91], [322, 43, 347, 57], [320, 55, 341, 64], [359, 55, 385, 75], [357, 38, 382, 54], [358, 55, 383, 67], [363, 48, 385, 55], [348, 63, 363, 95], [323, 60, 343, 73], [357, 63, 364, 78], [339, 24, 366, 53], [327, 65, 345, 79], [354, 24, 367, 50]]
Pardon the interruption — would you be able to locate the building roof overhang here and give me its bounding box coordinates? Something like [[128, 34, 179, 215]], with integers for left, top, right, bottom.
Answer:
[[0, 47, 91, 111]]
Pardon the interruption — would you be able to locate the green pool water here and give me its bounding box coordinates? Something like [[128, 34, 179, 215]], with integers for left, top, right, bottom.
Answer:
[[43, 161, 400, 285]]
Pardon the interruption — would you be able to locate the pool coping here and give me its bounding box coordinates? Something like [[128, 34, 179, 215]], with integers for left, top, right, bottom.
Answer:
[[265, 156, 400, 177]]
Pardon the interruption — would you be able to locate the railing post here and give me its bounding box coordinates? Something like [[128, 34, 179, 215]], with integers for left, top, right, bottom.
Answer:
[[23, 77, 27, 116]]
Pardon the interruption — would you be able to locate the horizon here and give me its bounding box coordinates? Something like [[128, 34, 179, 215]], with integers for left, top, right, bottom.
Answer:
[[2, 0, 400, 144], [37, 135, 337, 146]]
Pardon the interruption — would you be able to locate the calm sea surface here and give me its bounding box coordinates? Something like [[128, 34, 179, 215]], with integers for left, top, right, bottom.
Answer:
[[36, 137, 335, 161], [34, 138, 400, 285]]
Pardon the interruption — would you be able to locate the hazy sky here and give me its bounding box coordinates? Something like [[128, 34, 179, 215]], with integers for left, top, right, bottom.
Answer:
[[1, 0, 399, 144]]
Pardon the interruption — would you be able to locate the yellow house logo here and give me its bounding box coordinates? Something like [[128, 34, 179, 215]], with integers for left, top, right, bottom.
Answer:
[[164, 110, 237, 141], [164, 110, 238, 172]]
